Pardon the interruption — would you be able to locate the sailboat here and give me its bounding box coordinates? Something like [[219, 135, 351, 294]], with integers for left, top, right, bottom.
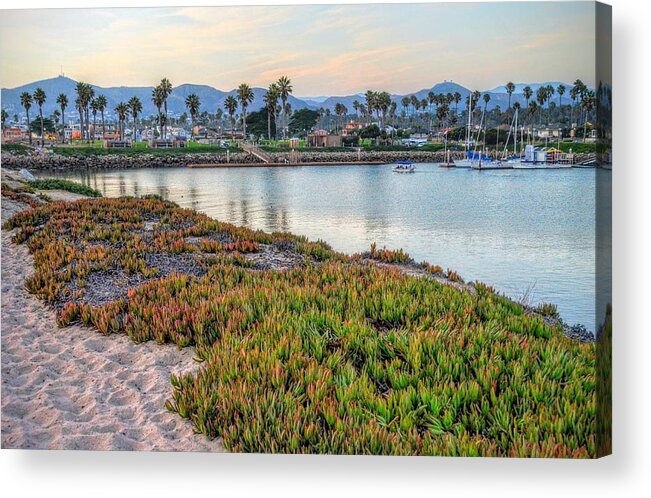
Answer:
[[472, 108, 520, 170], [454, 96, 476, 168]]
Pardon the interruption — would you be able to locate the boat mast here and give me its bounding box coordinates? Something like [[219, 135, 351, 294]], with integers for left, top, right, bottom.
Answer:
[[466, 94, 472, 152]]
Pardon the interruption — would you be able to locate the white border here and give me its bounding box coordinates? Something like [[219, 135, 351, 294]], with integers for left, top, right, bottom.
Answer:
[[2, 1, 649, 496]]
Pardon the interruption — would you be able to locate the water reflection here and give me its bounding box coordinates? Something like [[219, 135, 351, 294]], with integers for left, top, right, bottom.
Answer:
[[48, 165, 608, 332]]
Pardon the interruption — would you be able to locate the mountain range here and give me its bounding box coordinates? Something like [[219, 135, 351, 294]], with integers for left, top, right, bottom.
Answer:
[[1, 75, 573, 120]]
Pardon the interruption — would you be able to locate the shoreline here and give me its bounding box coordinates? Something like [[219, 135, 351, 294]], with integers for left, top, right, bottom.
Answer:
[[1, 149, 599, 171]]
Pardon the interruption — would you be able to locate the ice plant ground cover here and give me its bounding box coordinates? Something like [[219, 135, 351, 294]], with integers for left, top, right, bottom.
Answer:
[[4, 196, 597, 457]]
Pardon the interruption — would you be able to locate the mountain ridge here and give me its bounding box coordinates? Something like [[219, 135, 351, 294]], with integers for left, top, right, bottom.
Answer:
[[1, 75, 575, 119]]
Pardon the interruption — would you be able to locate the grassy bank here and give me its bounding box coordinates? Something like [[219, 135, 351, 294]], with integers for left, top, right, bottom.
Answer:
[[28, 179, 102, 198], [4, 197, 596, 457], [51, 141, 239, 156]]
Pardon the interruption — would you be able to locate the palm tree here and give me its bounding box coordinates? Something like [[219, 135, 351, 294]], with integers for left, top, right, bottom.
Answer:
[[522, 86, 533, 110], [505, 82, 516, 109], [453, 91, 462, 116], [276, 76, 292, 139], [96, 95, 107, 141], [276, 76, 293, 138], [557, 84, 566, 122], [527, 101, 539, 128], [571, 79, 586, 128], [152, 86, 165, 139], [158, 78, 173, 139], [263, 83, 279, 140], [224, 95, 238, 138], [410, 95, 419, 119], [184, 94, 201, 140], [114, 102, 129, 141], [128, 96, 143, 143], [56, 93, 68, 143], [236, 83, 254, 140], [334, 102, 349, 133], [535, 87, 548, 125], [90, 98, 99, 140], [365, 91, 377, 124], [482, 93, 490, 113], [33, 87, 46, 145], [401, 96, 410, 123], [1, 109, 8, 131], [20, 92, 33, 144], [581, 89, 596, 142], [352, 100, 361, 120], [75, 82, 87, 140], [377, 92, 391, 130]]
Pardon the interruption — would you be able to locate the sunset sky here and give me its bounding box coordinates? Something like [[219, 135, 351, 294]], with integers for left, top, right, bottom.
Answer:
[[0, 2, 596, 95]]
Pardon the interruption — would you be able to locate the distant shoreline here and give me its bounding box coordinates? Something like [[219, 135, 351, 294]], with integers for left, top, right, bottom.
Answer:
[[1, 149, 598, 171]]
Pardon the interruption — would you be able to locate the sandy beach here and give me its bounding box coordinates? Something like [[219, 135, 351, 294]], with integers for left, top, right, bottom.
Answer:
[[1, 191, 223, 451]]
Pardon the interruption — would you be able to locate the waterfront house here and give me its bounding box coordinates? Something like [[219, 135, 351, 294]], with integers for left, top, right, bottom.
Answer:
[[308, 129, 342, 147]]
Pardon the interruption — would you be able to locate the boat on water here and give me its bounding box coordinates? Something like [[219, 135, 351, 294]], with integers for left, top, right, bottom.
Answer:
[[393, 161, 416, 173]]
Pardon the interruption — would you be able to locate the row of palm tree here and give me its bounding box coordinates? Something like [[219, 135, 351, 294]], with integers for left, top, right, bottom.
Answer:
[[11, 75, 597, 145]]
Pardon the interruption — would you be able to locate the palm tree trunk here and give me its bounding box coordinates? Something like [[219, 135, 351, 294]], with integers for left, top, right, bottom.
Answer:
[[101, 111, 105, 142], [164, 102, 168, 140], [78, 109, 83, 143], [267, 110, 271, 141], [39, 108, 44, 145], [61, 107, 65, 144], [242, 109, 247, 140], [26, 110, 32, 145]]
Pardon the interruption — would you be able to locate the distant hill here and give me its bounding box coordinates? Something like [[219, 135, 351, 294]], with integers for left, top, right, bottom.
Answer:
[[2, 75, 575, 120]]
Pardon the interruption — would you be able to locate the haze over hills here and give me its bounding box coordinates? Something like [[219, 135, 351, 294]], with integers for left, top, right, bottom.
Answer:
[[1, 75, 575, 120]]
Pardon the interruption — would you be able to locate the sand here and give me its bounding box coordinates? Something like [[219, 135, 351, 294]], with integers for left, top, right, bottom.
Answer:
[[1, 195, 224, 451]]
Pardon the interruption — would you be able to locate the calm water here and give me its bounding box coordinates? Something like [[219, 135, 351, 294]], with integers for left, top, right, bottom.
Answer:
[[44, 164, 611, 332]]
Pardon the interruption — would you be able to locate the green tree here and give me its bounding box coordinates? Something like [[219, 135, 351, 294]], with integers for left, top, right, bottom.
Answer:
[[129, 96, 143, 142], [158, 78, 173, 139], [482, 93, 491, 113], [1, 109, 8, 131], [236, 83, 254, 140], [334, 102, 347, 133], [522, 86, 533, 109], [152, 86, 165, 139], [453, 91, 462, 116], [29, 117, 55, 135], [263, 83, 279, 140], [276, 76, 292, 139], [224, 95, 238, 138], [184, 93, 201, 140], [288, 108, 318, 136], [20, 91, 32, 144], [245, 108, 275, 139], [366, 91, 377, 123], [114, 102, 129, 141], [505, 81, 516, 109], [96, 95, 107, 140], [33, 87, 47, 145], [581, 89, 596, 142]]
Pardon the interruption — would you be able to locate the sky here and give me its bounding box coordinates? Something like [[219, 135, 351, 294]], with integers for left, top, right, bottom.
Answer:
[[0, 2, 596, 95]]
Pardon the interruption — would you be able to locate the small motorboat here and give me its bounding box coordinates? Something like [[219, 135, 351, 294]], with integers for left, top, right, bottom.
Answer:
[[393, 161, 416, 173]]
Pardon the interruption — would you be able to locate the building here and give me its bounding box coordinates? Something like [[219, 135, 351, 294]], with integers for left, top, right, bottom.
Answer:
[[307, 129, 342, 147], [342, 121, 364, 137]]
